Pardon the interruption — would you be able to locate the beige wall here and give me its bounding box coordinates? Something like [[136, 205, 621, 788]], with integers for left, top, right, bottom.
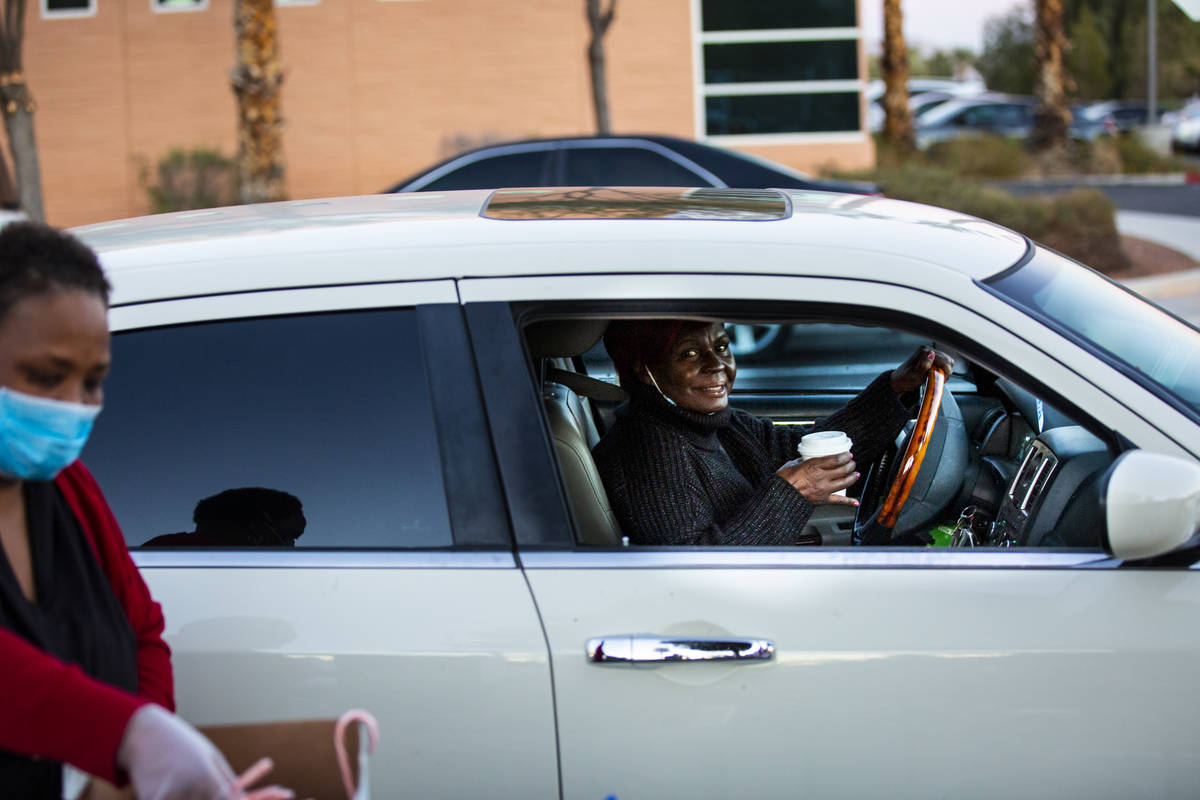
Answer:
[[23, 0, 872, 227]]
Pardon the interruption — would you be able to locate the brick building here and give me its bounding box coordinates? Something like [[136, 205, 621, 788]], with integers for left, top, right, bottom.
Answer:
[[24, 0, 872, 226]]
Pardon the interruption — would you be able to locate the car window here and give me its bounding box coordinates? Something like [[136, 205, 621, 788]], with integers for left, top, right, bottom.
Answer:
[[84, 309, 454, 548], [533, 314, 1107, 552], [562, 148, 708, 187], [421, 150, 554, 191]]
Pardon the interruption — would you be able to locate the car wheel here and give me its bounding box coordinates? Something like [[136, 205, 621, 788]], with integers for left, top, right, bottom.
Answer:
[[725, 324, 791, 358]]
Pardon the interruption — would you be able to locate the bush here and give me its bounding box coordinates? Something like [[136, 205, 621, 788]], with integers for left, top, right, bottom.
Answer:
[[1113, 132, 1189, 174], [872, 163, 1129, 274], [924, 135, 1030, 179], [141, 148, 237, 214]]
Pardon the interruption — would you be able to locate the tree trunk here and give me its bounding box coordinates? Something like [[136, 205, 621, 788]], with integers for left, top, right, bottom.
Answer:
[[1031, 0, 1071, 154], [0, 89, 41, 219], [231, 0, 285, 204], [881, 0, 915, 151], [586, 0, 616, 135], [0, 0, 45, 221]]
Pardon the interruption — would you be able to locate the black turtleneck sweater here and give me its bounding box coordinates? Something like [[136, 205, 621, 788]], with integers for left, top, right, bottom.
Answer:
[[592, 372, 912, 546]]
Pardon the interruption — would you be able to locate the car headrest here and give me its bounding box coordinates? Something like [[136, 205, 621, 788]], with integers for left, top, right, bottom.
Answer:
[[546, 367, 627, 404], [526, 319, 609, 359]]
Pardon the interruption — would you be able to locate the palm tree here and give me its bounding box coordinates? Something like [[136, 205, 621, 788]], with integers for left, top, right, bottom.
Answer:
[[880, 0, 914, 152], [0, 0, 43, 220], [1030, 0, 1071, 154], [231, 0, 286, 203], [585, 0, 617, 135]]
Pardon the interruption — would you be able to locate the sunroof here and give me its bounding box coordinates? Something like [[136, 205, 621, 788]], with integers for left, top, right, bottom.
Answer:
[[483, 187, 790, 221]]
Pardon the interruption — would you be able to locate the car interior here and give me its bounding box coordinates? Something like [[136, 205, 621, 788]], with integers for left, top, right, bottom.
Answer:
[[523, 313, 1119, 551]]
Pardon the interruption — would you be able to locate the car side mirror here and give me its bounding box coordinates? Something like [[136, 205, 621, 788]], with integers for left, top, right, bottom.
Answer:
[[1102, 450, 1200, 560]]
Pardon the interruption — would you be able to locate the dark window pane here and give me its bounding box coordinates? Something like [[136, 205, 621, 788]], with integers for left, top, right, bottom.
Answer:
[[84, 310, 453, 548], [563, 148, 707, 186], [706, 93, 860, 135], [422, 150, 553, 191], [701, 0, 855, 31], [704, 40, 858, 83], [45, 0, 90, 10]]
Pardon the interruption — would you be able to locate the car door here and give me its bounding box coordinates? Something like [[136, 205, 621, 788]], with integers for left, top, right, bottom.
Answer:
[[460, 272, 1200, 800], [84, 284, 558, 797]]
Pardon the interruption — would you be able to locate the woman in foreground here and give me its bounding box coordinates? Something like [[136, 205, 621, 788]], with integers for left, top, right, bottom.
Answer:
[[0, 222, 289, 799]]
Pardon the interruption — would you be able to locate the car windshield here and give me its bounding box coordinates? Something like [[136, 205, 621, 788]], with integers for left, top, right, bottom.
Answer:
[[915, 99, 972, 126], [987, 247, 1200, 416]]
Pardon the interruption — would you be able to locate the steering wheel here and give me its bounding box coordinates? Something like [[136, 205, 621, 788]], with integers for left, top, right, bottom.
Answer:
[[852, 367, 950, 546]]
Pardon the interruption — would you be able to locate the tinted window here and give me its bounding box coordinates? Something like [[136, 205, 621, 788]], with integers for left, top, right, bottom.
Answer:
[[84, 310, 453, 548], [563, 148, 707, 187], [421, 150, 553, 191], [704, 40, 859, 84], [701, 0, 854, 30], [706, 93, 860, 136]]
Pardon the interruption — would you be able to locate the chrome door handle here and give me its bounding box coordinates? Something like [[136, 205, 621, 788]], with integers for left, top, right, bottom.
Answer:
[[586, 635, 774, 665]]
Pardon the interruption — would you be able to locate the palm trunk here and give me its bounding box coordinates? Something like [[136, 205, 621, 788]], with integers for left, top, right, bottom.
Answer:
[[231, 0, 285, 204], [1, 89, 41, 220], [881, 0, 914, 151], [1031, 0, 1071, 154], [586, 0, 616, 135]]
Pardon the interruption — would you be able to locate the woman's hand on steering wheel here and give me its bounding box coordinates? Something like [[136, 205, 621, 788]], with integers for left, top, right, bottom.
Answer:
[[778, 454, 860, 507], [890, 345, 955, 395]]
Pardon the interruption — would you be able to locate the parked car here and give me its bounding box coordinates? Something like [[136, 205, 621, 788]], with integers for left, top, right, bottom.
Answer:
[[916, 94, 1110, 148], [384, 135, 878, 194], [75, 187, 1200, 799], [868, 91, 961, 133], [1077, 100, 1160, 133], [1171, 98, 1200, 152]]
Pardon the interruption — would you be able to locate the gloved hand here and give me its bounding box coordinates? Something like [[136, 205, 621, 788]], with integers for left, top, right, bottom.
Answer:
[[117, 704, 294, 800]]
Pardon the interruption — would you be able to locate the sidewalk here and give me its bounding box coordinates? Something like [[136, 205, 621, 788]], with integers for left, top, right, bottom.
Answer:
[[1114, 211, 1200, 325], [1116, 211, 1200, 262]]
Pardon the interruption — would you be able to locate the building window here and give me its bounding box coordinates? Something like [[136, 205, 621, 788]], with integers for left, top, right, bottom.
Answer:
[[42, 0, 95, 19], [152, 0, 206, 13], [694, 0, 864, 143]]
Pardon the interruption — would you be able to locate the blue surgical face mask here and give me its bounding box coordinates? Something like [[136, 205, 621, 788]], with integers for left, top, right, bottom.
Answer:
[[0, 387, 101, 481]]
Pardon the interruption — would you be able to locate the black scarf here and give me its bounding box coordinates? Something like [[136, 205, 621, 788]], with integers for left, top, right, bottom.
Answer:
[[0, 481, 138, 797]]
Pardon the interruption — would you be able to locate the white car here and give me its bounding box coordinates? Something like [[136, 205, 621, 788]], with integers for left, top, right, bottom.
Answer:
[[75, 188, 1200, 799], [1171, 98, 1200, 152]]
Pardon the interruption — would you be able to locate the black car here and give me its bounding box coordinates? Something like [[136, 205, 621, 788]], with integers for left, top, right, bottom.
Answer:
[[384, 135, 878, 195]]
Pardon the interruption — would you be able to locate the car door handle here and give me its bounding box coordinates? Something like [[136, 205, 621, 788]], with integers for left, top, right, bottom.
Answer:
[[586, 635, 774, 665]]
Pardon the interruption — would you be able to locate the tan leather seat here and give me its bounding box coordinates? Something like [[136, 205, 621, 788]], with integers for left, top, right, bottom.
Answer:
[[542, 381, 622, 545], [525, 319, 626, 547]]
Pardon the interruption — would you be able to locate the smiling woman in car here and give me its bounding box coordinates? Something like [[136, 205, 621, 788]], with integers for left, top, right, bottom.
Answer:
[[593, 319, 953, 546]]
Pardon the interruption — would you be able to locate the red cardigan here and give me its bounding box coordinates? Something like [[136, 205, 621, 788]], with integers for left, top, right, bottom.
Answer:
[[0, 461, 174, 782]]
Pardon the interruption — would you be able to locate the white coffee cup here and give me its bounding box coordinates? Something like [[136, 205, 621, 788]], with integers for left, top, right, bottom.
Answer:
[[797, 431, 854, 496]]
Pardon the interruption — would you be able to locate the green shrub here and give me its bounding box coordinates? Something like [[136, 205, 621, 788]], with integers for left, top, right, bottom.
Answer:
[[141, 148, 237, 214], [872, 163, 1129, 274], [924, 135, 1031, 179], [1114, 132, 1188, 174]]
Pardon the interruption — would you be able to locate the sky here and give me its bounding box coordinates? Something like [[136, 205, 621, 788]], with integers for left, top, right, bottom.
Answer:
[[860, 0, 1026, 54]]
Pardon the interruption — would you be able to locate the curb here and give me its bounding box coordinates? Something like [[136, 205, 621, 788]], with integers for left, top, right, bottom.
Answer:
[[998, 173, 1200, 187]]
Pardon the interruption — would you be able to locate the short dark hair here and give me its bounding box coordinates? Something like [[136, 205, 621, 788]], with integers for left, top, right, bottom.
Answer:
[[603, 319, 713, 389], [193, 487, 307, 544], [0, 221, 110, 322]]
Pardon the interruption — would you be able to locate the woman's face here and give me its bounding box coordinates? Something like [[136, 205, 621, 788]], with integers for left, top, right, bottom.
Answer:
[[642, 322, 736, 414], [0, 289, 110, 406]]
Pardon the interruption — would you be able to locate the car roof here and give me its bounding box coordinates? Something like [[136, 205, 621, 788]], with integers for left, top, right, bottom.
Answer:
[[75, 189, 1029, 306]]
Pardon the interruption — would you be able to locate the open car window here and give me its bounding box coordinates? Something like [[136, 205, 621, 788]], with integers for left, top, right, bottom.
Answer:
[[532, 315, 1113, 552]]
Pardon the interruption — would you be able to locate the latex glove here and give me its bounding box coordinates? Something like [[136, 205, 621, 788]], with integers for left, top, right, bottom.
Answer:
[[118, 704, 294, 800]]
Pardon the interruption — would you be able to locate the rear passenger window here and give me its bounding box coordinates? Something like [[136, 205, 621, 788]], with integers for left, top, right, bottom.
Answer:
[[422, 150, 553, 190], [563, 148, 708, 187], [83, 310, 453, 548]]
